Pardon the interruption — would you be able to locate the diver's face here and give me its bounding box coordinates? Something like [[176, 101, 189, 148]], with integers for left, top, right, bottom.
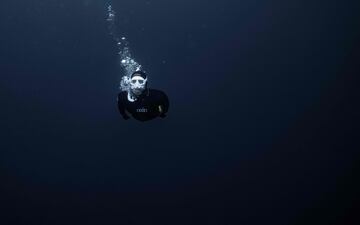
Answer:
[[130, 76, 147, 96]]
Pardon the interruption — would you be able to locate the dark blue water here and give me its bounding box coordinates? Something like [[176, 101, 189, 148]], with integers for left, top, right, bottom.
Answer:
[[1, 0, 359, 224]]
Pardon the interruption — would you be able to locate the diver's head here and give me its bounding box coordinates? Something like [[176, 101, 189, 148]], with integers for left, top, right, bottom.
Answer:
[[130, 71, 148, 96]]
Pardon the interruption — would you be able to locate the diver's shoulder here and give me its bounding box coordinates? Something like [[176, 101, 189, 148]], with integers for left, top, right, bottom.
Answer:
[[118, 91, 128, 100], [148, 89, 168, 102], [148, 88, 166, 96]]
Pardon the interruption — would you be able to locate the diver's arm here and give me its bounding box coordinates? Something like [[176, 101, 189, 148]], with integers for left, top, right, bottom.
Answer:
[[117, 96, 130, 120]]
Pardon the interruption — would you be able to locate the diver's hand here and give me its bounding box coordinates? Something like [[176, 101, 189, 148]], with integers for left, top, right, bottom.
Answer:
[[158, 105, 163, 112], [158, 105, 167, 118]]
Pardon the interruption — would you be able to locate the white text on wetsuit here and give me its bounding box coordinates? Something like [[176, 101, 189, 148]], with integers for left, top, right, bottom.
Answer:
[[136, 108, 148, 113]]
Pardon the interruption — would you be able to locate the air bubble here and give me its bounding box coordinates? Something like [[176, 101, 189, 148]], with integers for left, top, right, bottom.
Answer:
[[106, 4, 143, 92]]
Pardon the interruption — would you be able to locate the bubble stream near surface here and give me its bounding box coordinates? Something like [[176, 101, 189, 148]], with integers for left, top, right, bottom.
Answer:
[[106, 4, 142, 92]]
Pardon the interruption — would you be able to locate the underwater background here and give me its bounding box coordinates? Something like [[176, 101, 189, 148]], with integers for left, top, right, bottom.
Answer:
[[0, 0, 359, 224]]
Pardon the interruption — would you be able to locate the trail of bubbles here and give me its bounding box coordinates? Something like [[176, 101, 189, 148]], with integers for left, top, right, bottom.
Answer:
[[106, 4, 142, 91]]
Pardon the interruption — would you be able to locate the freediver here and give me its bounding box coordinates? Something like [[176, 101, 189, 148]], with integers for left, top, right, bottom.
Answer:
[[117, 71, 169, 122]]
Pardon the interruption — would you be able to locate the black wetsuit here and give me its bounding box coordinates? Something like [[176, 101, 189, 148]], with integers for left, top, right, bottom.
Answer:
[[117, 88, 169, 121]]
